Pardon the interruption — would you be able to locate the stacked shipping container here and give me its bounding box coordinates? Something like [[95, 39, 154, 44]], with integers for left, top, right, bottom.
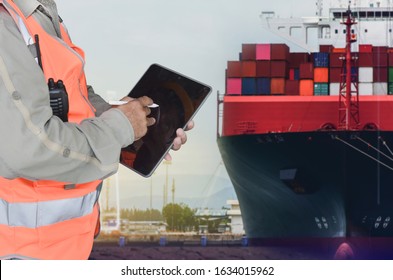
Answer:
[[226, 43, 393, 96], [313, 50, 329, 95], [226, 43, 291, 95]]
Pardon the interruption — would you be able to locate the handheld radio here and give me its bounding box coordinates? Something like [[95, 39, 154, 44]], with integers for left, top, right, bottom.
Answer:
[[48, 78, 69, 122]]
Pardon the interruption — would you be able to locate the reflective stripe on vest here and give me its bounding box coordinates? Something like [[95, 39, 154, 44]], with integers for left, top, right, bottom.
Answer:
[[0, 254, 38, 260], [0, 190, 97, 228]]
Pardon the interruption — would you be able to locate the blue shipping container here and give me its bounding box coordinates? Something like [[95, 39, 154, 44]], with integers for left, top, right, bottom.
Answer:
[[256, 78, 271, 94], [313, 52, 329, 68], [344, 66, 359, 82], [242, 78, 257, 95], [294, 68, 300, 80]]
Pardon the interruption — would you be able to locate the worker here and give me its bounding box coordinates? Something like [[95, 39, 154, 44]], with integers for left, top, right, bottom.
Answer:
[[0, 0, 193, 259]]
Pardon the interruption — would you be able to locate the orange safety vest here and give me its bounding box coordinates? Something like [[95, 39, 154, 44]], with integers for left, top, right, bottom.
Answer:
[[0, 0, 102, 259]]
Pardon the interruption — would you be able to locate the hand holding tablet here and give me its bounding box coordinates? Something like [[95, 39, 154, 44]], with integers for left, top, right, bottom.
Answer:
[[119, 64, 211, 177]]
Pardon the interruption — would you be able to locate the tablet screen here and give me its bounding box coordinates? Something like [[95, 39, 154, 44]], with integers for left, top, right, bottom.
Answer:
[[120, 64, 212, 177]]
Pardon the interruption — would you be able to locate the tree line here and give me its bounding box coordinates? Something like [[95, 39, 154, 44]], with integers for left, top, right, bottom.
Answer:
[[117, 203, 228, 233]]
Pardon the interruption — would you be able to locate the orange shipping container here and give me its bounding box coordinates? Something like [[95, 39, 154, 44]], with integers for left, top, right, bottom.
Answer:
[[271, 78, 285, 94], [314, 68, 329, 83], [332, 48, 345, 53], [299, 79, 314, 96]]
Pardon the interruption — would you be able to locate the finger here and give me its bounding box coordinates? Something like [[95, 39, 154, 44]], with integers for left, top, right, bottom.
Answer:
[[185, 120, 195, 131], [138, 96, 154, 107], [147, 117, 156, 126], [120, 96, 134, 102], [164, 153, 172, 161], [172, 136, 182, 151], [145, 107, 151, 116], [176, 128, 187, 144]]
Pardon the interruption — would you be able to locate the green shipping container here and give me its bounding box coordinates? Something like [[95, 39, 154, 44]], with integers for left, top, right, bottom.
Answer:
[[388, 82, 393, 95], [314, 83, 329, 95], [389, 68, 393, 82]]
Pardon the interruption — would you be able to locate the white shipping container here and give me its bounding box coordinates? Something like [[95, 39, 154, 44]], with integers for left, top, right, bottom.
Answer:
[[329, 83, 357, 96], [329, 83, 340, 96], [373, 83, 388, 95], [359, 82, 373, 95], [358, 67, 373, 83]]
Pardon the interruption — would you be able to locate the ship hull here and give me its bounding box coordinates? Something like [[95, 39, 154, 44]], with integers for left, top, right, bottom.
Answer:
[[218, 130, 393, 256]]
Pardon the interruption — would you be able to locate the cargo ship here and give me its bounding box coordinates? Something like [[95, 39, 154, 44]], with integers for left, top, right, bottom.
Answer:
[[217, 0, 393, 258]]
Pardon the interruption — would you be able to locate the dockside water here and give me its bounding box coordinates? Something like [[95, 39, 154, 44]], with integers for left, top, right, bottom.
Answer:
[[90, 240, 332, 260], [91, 236, 393, 260]]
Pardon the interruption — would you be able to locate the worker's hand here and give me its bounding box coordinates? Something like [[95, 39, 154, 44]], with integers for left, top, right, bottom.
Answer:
[[164, 120, 195, 161], [116, 96, 156, 141]]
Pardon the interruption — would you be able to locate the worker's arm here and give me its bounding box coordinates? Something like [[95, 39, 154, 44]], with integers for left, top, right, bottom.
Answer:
[[0, 10, 134, 183], [87, 85, 111, 117]]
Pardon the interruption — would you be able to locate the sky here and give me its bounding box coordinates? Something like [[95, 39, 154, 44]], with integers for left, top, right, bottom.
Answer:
[[54, 0, 371, 210]]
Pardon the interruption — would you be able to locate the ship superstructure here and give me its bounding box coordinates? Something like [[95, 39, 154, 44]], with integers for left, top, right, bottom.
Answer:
[[261, 0, 393, 52]]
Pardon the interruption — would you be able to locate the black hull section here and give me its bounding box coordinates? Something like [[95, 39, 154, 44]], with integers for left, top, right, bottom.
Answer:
[[218, 131, 393, 241]]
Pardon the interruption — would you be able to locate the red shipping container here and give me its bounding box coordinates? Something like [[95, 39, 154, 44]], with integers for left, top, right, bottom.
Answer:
[[270, 44, 290, 61], [270, 78, 285, 94], [359, 44, 373, 53], [373, 46, 388, 53], [373, 67, 388, 82], [358, 53, 373, 67], [329, 67, 342, 83], [242, 44, 256, 61], [285, 80, 300, 95], [256, 61, 271, 77], [289, 68, 295, 80], [226, 78, 242, 95], [241, 61, 256, 77], [227, 61, 242, 77], [389, 53, 393, 66], [288, 52, 310, 68], [329, 53, 344, 67], [373, 52, 388, 67], [314, 68, 329, 83], [270, 61, 288, 77], [256, 44, 271, 60], [299, 63, 314, 79], [299, 79, 314, 96], [319, 45, 334, 53]]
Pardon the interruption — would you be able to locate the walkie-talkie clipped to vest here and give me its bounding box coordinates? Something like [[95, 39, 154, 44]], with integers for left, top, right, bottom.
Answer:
[[47, 78, 69, 122]]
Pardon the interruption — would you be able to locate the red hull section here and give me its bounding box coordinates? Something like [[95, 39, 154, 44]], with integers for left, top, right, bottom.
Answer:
[[222, 95, 393, 136]]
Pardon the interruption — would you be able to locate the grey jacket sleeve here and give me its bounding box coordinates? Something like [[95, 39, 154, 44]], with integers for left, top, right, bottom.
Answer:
[[0, 10, 134, 184], [87, 85, 111, 117]]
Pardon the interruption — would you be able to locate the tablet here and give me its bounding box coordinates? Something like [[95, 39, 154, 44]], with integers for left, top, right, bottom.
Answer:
[[120, 64, 212, 177]]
